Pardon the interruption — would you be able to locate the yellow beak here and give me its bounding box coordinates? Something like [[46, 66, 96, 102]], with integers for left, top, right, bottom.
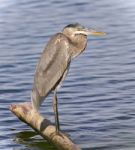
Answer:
[[87, 29, 106, 36], [75, 29, 106, 36]]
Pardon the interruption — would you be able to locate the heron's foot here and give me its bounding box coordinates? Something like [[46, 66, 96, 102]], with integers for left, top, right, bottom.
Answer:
[[55, 129, 65, 138], [55, 128, 71, 139], [50, 129, 64, 139]]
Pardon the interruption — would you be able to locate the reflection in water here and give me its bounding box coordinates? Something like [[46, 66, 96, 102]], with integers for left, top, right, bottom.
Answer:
[[0, 0, 135, 150], [14, 131, 55, 150]]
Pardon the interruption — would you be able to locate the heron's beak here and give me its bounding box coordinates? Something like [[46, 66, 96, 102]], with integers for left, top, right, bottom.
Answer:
[[87, 29, 106, 36], [75, 29, 106, 36]]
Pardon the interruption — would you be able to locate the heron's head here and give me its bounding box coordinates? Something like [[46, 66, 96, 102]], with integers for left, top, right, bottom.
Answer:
[[63, 23, 106, 37]]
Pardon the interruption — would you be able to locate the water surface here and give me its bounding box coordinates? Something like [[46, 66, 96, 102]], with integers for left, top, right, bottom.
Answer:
[[0, 0, 135, 150]]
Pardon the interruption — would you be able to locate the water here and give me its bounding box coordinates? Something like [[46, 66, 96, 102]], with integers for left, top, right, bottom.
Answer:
[[0, 0, 135, 149]]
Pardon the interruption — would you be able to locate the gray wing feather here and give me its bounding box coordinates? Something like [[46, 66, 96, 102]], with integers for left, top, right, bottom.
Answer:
[[34, 33, 71, 97]]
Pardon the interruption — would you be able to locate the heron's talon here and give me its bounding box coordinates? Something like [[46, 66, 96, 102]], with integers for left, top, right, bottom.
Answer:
[[54, 129, 64, 138]]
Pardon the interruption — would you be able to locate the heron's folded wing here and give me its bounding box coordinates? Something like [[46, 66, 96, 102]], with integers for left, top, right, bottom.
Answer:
[[34, 33, 71, 97]]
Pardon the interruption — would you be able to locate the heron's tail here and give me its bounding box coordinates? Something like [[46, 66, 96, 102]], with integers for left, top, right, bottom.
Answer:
[[31, 87, 42, 111]]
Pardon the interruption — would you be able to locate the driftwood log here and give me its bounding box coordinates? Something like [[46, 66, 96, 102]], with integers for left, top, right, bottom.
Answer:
[[10, 102, 81, 150]]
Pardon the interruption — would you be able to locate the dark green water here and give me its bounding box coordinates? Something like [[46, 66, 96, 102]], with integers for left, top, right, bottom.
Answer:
[[0, 0, 135, 149]]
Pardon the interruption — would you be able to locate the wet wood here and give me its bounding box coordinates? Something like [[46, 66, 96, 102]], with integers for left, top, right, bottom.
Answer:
[[10, 102, 81, 150]]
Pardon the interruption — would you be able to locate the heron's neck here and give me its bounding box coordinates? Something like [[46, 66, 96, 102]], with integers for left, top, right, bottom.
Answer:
[[69, 35, 87, 59]]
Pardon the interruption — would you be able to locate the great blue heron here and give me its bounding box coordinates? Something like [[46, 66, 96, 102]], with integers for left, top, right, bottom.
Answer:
[[31, 23, 106, 134]]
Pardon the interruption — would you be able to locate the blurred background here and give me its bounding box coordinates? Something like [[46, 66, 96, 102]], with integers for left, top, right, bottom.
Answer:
[[0, 0, 135, 150]]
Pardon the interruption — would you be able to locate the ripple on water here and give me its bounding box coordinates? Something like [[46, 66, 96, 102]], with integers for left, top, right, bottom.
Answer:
[[1, 0, 135, 150]]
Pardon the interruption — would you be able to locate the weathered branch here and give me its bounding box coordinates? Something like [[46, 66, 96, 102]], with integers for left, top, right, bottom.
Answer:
[[10, 102, 81, 150]]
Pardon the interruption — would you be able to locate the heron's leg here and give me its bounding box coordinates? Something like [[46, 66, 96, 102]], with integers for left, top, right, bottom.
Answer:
[[53, 90, 60, 134]]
